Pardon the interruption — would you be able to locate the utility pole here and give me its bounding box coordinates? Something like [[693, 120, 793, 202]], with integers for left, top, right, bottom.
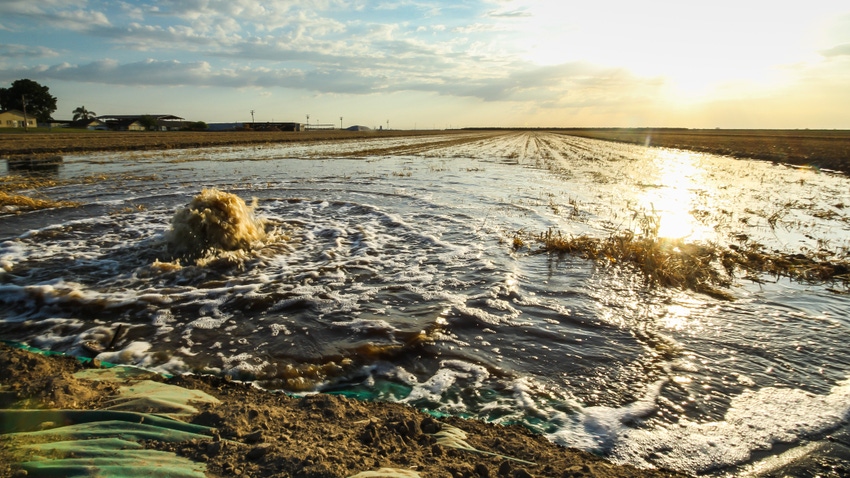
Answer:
[[250, 109, 255, 125], [340, 116, 343, 130], [386, 119, 389, 130], [21, 95, 28, 132], [306, 114, 310, 125]]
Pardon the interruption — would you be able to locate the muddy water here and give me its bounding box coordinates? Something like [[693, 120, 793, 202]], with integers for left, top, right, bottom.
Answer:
[[2, 132, 849, 474]]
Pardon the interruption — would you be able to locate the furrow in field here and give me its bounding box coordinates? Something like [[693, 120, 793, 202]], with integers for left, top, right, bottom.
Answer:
[[318, 132, 502, 158]]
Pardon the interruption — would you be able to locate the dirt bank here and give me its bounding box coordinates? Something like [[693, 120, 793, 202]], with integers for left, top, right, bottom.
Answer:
[[0, 344, 685, 478]]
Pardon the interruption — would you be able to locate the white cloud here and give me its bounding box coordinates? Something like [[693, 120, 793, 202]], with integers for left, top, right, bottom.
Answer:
[[822, 43, 850, 57], [486, 8, 530, 18], [0, 2, 112, 32], [0, 44, 59, 59], [2, 0, 849, 128]]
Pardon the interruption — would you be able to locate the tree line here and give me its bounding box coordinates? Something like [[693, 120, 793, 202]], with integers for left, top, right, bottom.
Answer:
[[1, 79, 207, 131], [0, 79, 57, 123]]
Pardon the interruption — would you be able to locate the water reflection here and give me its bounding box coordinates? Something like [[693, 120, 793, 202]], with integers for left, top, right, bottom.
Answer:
[[635, 150, 712, 240], [5, 156, 63, 177]]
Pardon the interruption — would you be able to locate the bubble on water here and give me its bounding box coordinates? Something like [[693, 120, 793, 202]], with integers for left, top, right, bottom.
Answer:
[[269, 323, 291, 337], [188, 316, 229, 330], [151, 309, 173, 327], [332, 318, 397, 334]]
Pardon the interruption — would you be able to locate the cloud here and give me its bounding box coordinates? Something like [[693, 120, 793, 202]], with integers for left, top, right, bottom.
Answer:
[[821, 43, 850, 58], [0, 0, 672, 111], [3, 59, 385, 94], [148, 0, 346, 36], [487, 9, 531, 18], [437, 61, 662, 106], [0, 2, 111, 32], [451, 23, 506, 34], [0, 44, 59, 59], [17, 59, 216, 87], [3, 50, 666, 113]]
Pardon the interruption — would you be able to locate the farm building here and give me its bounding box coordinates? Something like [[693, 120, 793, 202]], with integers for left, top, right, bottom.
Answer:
[[70, 118, 108, 130], [0, 109, 36, 128], [110, 118, 146, 131], [98, 114, 187, 131]]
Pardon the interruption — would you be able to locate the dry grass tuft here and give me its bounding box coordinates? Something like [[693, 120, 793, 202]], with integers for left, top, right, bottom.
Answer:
[[0, 175, 80, 213], [0, 175, 62, 191], [532, 223, 849, 299], [721, 243, 850, 285], [535, 229, 733, 299], [0, 172, 157, 214], [0, 191, 80, 212]]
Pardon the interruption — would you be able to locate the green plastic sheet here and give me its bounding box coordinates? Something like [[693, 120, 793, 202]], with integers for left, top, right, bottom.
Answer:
[[1, 342, 216, 477]]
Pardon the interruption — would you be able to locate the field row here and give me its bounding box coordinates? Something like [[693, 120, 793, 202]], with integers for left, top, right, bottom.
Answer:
[[3, 128, 848, 174]]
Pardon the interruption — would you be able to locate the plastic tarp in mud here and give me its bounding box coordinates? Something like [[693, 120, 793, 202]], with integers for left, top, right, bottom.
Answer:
[[1, 343, 219, 477]]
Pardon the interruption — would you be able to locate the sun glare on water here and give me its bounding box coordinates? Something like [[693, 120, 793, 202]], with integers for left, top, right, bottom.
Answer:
[[636, 150, 713, 241]]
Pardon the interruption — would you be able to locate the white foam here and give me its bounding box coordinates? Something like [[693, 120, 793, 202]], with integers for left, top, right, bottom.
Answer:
[[187, 315, 229, 330], [96, 341, 152, 366], [151, 309, 173, 327], [332, 318, 397, 333], [402, 360, 490, 410], [217, 351, 270, 378], [607, 379, 850, 474], [29, 321, 85, 348]]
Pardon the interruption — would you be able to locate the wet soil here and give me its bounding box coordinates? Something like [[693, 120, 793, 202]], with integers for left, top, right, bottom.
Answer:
[[556, 128, 850, 174], [0, 344, 685, 478], [2, 128, 848, 174]]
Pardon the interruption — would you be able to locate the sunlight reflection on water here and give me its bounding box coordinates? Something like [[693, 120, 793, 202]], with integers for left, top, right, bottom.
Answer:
[[636, 149, 714, 240], [2, 132, 849, 475]]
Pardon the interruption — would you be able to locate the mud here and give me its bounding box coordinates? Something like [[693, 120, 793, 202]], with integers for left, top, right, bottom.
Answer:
[[0, 344, 685, 478]]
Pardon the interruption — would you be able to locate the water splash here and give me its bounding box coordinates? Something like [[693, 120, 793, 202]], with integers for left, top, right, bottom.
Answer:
[[166, 188, 269, 262]]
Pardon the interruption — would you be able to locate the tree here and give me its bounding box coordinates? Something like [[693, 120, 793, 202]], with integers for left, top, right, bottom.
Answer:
[[138, 115, 158, 131], [0, 79, 58, 123], [184, 121, 208, 131], [72, 106, 97, 121]]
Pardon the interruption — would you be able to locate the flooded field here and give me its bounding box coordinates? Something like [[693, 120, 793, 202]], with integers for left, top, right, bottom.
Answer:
[[2, 131, 849, 475]]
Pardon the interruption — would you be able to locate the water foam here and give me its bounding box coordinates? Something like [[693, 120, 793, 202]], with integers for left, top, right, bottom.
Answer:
[[608, 379, 850, 474]]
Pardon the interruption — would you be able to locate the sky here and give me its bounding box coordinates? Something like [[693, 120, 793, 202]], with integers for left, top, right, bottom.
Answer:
[[1, 0, 849, 129]]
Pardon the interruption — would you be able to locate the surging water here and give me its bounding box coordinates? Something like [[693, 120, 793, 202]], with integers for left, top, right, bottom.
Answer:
[[2, 132, 849, 475], [167, 188, 271, 261]]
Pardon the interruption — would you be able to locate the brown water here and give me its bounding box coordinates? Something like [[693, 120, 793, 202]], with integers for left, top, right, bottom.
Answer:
[[1, 132, 849, 475], [166, 188, 274, 263]]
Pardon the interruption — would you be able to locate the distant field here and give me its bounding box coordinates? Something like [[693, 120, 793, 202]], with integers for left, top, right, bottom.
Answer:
[[0, 129, 448, 159], [1, 128, 848, 174], [556, 128, 850, 174]]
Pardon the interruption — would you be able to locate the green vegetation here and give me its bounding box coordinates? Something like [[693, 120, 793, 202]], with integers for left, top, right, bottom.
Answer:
[[0, 79, 57, 122], [184, 121, 208, 131], [72, 106, 97, 121], [138, 115, 159, 131]]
